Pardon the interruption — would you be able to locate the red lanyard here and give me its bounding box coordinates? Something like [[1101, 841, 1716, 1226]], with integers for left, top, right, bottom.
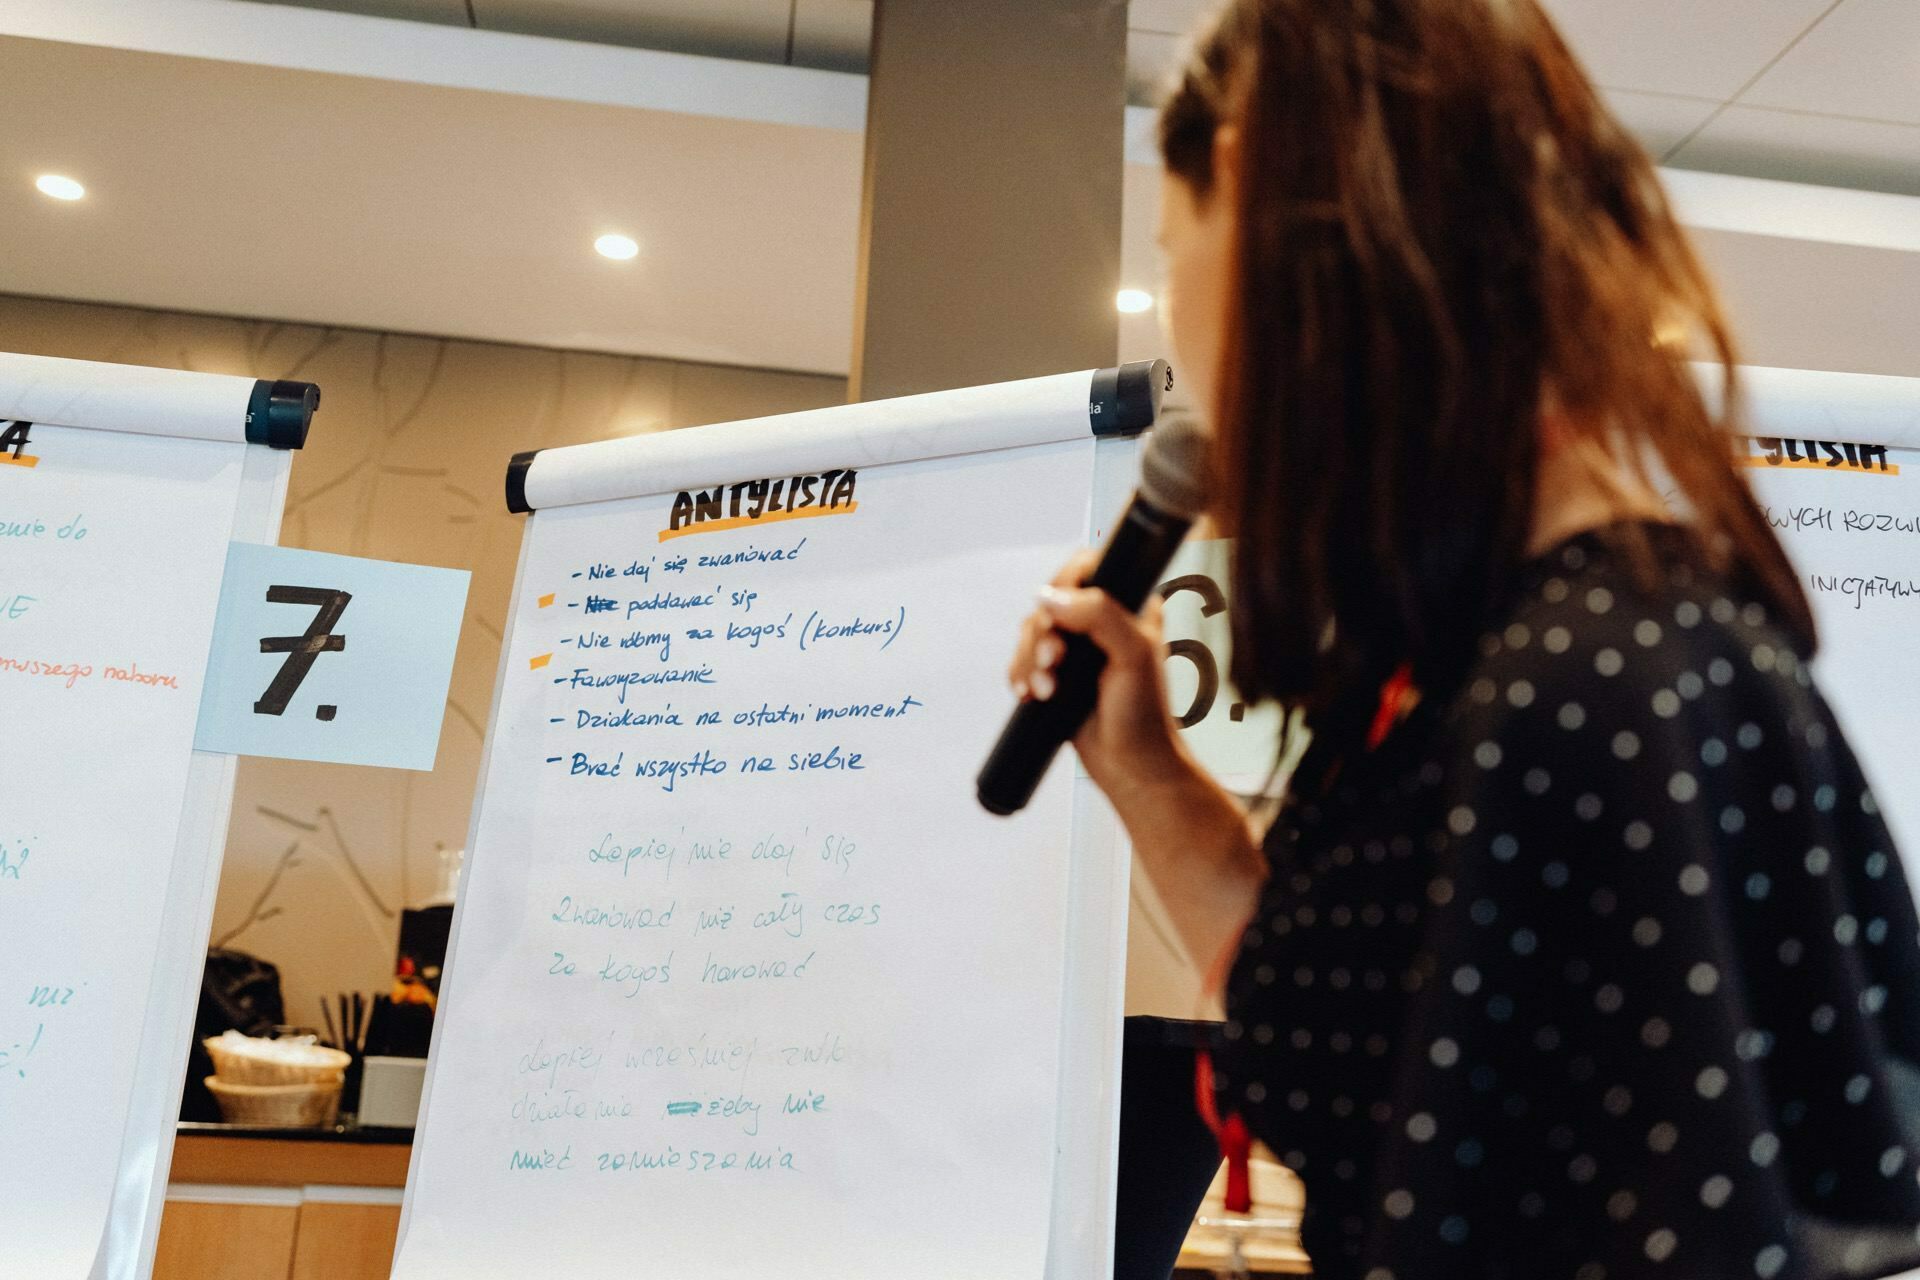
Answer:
[[1366, 664, 1417, 752], [1194, 664, 1416, 1214], [1195, 1045, 1255, 1212]]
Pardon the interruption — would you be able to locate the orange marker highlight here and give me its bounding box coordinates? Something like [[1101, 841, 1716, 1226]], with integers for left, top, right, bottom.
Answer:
[[658, 502, 859, 544], [1736, 456, 1898, 476], [529, 653, 553, 670], [537, 593, 555, 608], [0, 454, 39, 469]]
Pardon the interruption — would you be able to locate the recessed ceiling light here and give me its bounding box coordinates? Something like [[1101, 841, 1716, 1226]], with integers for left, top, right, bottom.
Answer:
[[1115, 288, 1154, 314], [595, 234, 639, 261], [35, 174, 85, 202]]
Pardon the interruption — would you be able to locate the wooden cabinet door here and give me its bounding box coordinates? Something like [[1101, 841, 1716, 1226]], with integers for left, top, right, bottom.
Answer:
[[290, 1200, 402, 1280], [153, 1200, 299, 1280]]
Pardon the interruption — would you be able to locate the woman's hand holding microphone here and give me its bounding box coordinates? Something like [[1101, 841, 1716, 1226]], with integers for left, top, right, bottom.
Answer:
[[1007, 549, 1190, 801], [1005, 549, 1266, 971]]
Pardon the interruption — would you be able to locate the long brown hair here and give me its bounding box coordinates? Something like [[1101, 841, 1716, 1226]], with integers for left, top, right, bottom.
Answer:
[[1161, 0, 1813, 750]]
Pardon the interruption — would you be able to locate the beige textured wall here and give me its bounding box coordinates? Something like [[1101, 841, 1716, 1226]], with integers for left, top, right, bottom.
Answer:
[[0, 293, 844, 1030]]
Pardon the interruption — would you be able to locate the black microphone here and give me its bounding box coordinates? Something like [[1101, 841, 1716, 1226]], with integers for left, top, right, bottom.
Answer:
[[977, 415, 1210, 816]]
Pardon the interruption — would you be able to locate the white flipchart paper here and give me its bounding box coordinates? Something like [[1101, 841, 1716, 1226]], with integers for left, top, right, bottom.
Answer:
[[399, 439, 1095, 1278], [1741, 438, 1920, 869], [0, 424, 245, 1275], [0, 352, 257, 444]]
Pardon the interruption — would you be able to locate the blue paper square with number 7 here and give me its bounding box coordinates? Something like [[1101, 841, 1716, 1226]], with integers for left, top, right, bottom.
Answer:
[[194, 543, 470, 770]]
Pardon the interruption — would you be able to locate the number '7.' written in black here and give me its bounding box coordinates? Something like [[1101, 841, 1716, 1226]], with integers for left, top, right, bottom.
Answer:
[[255, 586, 352, 721]]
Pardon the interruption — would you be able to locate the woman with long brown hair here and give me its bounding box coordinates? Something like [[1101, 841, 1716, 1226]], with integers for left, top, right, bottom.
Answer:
[[1010, 1, 1920, 1276]]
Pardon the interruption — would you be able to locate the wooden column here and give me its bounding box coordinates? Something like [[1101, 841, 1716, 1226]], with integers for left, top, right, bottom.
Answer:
[[851, 0, 1128, 401]]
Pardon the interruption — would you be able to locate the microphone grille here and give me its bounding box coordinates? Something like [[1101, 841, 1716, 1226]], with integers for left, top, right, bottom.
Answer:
[[1137, 415, 1210, 520]]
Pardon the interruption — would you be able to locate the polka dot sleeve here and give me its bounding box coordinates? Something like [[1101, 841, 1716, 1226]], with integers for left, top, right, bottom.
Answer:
[[1215, 533, 1920, 1280], [1375, 595, 1920, 1277]]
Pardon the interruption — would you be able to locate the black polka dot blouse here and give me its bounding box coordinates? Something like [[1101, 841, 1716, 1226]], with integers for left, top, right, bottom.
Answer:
[[1215, 524, 1920, 1280]]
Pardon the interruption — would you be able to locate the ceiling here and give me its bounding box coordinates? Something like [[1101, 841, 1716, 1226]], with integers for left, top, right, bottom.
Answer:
[[259, 0, 876, 73], [1547, 0, 1920, 198], [249, 0, 1920, 197], [1123, 3, 1920, 381], [0, 23, 863, 373], [2, 0, 1917, 384], [1138, 0, 1920, 197]]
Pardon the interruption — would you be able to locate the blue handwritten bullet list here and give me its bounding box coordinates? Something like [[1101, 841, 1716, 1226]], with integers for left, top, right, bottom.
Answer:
[[530, 538, 917, 794]]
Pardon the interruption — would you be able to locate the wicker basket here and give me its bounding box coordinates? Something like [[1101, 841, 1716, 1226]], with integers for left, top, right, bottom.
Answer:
[[203, 1035, 349, 1086], [205, 1076, 343, 1128]]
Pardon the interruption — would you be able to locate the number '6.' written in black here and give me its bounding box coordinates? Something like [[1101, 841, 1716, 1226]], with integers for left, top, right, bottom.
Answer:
[[255, 586, 352, 721], [1158, 573, 1247, 729]]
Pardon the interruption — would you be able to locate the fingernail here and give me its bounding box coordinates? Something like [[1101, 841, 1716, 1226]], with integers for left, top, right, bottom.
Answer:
[[1032, 670, 1056, 701], [1040, 636, 1064, 667], [1037, 586, 1070, 611], [1012, 678, 1029, 700]]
